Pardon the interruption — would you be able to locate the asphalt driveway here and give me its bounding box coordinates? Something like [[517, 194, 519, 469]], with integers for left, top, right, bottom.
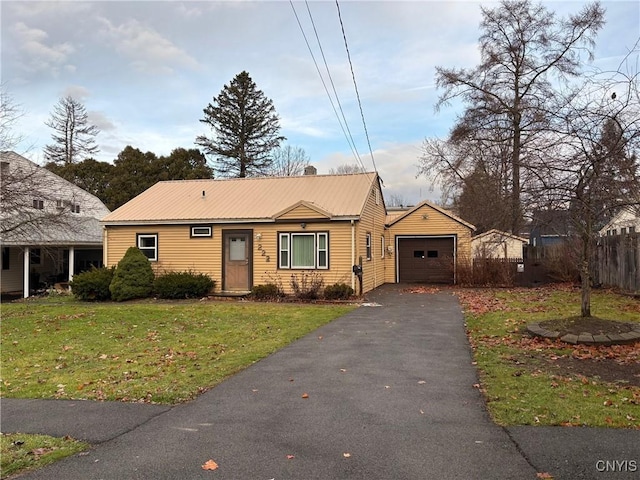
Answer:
[[3, 285, 541, 479]]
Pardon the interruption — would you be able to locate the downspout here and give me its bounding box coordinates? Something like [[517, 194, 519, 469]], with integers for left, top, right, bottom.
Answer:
[[103, 227, 108, 267], [351, 220, 355, 292]]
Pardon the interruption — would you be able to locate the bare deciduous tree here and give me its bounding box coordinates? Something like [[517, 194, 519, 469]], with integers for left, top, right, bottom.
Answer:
[[1, 152, 85, 242], [1, 86, 26, 153], [423, 0, 606, 234], [44, 95, 100, 165], [386, 194, 407, 208], [532, 66, 640, 317], [268, 145, 310, 176], [328, 163, 363, 175]]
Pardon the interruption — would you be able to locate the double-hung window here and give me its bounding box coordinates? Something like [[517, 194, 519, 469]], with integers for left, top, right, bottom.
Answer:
[[279, 232, 328, 269], [137, 234, 158, 261], [365, 233, 372, 260]]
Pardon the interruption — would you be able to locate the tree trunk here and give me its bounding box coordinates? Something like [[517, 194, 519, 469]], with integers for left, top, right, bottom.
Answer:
[[511, 110, 522, 235], [580, 235, 592, 317]]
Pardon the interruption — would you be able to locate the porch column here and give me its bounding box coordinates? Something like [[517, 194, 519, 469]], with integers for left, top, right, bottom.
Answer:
[[68, 247, 75, 288], [23, 246, 30, 298]]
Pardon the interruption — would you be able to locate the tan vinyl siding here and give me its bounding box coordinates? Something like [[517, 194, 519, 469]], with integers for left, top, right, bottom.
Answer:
[[105, 220, 357, 294], [355, 182, 387, 293], [253, 222, 354, 292], [105, 224, 221, 280], [385, 204, 473, 283], [277, 205, 329, 221]]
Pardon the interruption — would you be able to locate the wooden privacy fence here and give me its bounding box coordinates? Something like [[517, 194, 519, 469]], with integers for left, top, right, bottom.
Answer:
[[595, 233, 639, 293], [463, 257, 553, 287]]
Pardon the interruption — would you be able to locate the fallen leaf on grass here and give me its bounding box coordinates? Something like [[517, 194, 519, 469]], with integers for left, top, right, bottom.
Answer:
[[418, 380, 426, 384], [31, 447, 55, 456], [537, 473, 554, 479], [343, 452, 351, 458], [302, 393, 309, 399], [202, 459, 219, 470], [287, 454, 295, 460]]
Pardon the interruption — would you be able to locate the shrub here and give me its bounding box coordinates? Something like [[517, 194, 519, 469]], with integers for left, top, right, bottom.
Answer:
[[251, 283, 283, 300], [323, 283, 354, 300], [70, 266, 115, 301], [109, 247, 155, 302], [290, 272, 324, 300], [153, 271, 215, 299]]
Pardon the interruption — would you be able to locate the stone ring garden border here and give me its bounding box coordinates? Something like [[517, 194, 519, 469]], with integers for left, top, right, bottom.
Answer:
[[526, 322, 640, 346]]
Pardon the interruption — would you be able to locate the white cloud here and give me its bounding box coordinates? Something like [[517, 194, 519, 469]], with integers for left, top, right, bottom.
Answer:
[[11, 22, 75, 75], [97, 17, 200, 74], [88, 111, 117, 132], [62, 85, 91, 100]]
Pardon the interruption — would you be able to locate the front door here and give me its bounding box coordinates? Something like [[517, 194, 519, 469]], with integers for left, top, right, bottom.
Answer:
[[223, 230, 252, 291]]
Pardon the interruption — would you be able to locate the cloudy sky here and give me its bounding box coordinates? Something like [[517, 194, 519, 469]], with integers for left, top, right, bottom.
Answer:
[[2, 0, 638, 205]]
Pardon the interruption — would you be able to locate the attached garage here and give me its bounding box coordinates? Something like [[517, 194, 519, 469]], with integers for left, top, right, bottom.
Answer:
[[385, 201, 475, 285], [397, 236, 455, 283]]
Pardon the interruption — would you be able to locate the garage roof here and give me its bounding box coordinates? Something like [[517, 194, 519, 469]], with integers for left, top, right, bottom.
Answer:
[[386, 200, 475, 230]]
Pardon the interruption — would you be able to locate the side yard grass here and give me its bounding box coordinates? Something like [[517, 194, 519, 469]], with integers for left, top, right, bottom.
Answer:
[[459, 286, 640, 428], [1, 299, 355, 404]]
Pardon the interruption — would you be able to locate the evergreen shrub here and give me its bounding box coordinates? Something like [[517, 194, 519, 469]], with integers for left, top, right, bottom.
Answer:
[[250, 283, 283, 300], [323, 283, 354, 300], [153, 271, 215, 299], [70, 266, 115, 301], [109, 247, 155, 302]]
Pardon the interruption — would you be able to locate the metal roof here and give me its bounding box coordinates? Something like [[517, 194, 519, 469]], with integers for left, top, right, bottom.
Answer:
[[102, 172, 379, 224]]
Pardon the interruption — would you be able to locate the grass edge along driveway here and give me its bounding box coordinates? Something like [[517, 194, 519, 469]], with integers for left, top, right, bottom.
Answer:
[[1, 299, 356, 405], [459, 286, 640, 429]]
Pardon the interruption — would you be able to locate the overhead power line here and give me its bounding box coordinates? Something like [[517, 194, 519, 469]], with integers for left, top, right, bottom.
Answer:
[[289, 0, 365, 171], [335, 0, 378, 174]]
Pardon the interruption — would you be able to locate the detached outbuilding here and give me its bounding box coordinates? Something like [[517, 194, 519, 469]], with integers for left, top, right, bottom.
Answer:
[[101, 172, 474, 294], [471, 229, 528, 259]]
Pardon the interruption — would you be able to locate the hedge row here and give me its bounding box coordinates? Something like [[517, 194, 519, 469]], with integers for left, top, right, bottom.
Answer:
[[70, 247, 215, 302]]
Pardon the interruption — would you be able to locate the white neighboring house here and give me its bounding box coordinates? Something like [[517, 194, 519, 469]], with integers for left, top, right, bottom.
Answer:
[[471, 229, 528, 259], [599, 207, 640, 236], [0, 151, 110, 297]]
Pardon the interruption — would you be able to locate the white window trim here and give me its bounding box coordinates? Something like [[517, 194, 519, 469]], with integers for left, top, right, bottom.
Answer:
[[191, 225, 212, 237], [137, 234, 158, 261], [279, 232, 329, 270], [366, 233, 372, 261], [381, 235, 385, 259], [291, 233, 316, 269], [279, 233, 290, 268], [317, 232, 328, 269]]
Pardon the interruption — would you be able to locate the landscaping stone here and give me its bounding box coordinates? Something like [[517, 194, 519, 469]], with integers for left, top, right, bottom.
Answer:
[[561, 334, 579, 344], [618, 331, 640, 342], [577, 333, 595, 344], [606, 334, 624, 343], [525, 322, 639, 346], [592, 334, 611, 345]]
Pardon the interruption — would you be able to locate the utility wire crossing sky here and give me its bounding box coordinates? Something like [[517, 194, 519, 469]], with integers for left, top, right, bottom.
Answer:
[[2, 0, 638, 204]]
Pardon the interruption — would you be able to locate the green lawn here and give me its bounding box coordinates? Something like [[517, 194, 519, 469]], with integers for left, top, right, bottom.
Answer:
[[459, 286, 640, 428], [1, 433, 89, 479], [1, 298, 355, 404]]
